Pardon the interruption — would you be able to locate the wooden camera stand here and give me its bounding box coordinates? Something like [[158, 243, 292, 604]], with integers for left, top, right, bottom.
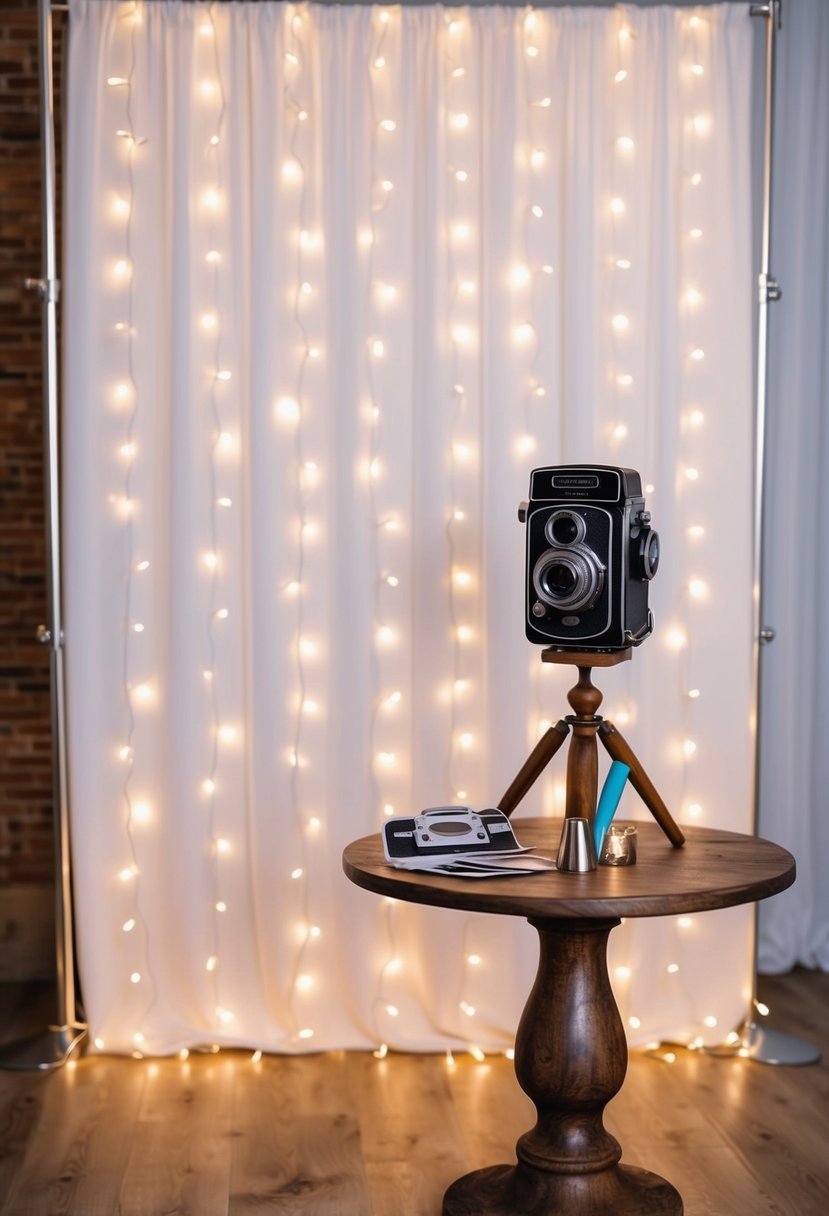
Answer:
[[497, 647, 685, 848]]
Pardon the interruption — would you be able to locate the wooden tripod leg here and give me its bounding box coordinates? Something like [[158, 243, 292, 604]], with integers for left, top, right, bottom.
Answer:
[[598, 721, 685, 847], [497, 721, 570, 818]]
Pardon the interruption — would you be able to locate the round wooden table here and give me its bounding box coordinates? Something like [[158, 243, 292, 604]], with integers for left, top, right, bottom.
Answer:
[[343, 819, 796, 1216]]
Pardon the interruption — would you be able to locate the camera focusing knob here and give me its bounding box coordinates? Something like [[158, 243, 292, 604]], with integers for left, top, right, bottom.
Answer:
[[518, 500, 529, 523], [636, 510, 652, 525]]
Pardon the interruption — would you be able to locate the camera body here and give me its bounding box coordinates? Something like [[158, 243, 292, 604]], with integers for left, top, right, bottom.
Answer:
[[521, 464, 659, 651]]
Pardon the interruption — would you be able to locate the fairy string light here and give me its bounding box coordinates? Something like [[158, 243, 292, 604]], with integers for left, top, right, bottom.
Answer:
[[108, 0, 155, 1057], [363, 6, 412, 1048], [366, 5, 400, 829], [444, 9, 481, 810], [519, 8, 561, 814], [278, 3, 324, 1045], [196, 2, 234, 1039]]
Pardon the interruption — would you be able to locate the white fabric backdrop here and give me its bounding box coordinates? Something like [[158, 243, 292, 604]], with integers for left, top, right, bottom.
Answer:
[[757, 0, 829, 973], [64, 1, 757, 1056]]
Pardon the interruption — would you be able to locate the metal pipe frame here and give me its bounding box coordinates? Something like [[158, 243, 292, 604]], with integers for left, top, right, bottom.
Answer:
[[0, 0, 86, 1071], [16, 0, 814, 1070]]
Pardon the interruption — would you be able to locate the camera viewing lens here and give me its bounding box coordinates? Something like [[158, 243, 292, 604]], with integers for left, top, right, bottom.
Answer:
[[551, 516, 579, 544], [545, 510, 585, 547]]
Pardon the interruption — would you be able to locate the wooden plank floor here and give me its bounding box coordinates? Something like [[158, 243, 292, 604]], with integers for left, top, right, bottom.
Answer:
[[0, 970, 827, 1215]]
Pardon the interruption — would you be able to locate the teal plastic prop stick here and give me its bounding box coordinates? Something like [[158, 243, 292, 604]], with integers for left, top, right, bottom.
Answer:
[[593, 760, 631, 854]]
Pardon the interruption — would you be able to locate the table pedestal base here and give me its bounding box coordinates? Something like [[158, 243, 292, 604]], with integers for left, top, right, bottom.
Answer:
[[443, 1162, 682, 1215], [443, 916, 683, 1216]]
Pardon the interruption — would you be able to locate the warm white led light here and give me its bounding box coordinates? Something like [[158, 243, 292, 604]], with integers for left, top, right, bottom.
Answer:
[[275, 396, 300, 423], [628, 1015, 641, 1029], [611, 314, 629, 331], [615, 69, 628, 83], [202, 778, 215, 795], [451, 112, 470, 130], [530, 148, 545, 169], [665, 625, 687, 651], [379, 119, 397, 132], [616, 373, 633, 387], [130, 972, 141, 984], [452, 222, 471, 241], [531, 204, 544, 219], [683, 739, 697, 757], [216, 837, 231, 854], [688, 578, 707, 599], [615, 965, 632, 980], [515, 434, 537, 456], [455, 169, 469, 183], [610, 197, 625, 215], [514, 322, 535, 344], [685, 466, 700, 481], [616, 136, 635, 151], [132, 801, 151, 823], [616, 258, 632, 270]]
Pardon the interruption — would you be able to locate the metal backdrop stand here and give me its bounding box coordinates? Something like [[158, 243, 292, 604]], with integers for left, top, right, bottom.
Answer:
[[3, 0, 816, 1071], [739, 0, 819, 1067], [0, 0, 86, 1071]]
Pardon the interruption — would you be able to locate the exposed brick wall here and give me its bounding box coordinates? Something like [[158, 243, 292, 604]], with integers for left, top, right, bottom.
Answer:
[[0, 0, 66, 892]]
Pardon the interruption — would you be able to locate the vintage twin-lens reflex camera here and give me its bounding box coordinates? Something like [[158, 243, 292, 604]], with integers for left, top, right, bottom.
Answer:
[[519, 465, 660, 651]]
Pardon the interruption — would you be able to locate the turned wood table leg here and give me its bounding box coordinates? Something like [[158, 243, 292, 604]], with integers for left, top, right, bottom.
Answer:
[[443, 917, 683, 1216]]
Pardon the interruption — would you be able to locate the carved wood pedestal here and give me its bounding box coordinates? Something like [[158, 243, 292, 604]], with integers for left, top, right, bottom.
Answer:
[[343, 819, 796, 1216], [443, 916, 682, 1215]]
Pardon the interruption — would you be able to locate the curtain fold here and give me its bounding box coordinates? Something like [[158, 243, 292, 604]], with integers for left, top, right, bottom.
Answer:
[[757, 0, 829, 973], [64, 1, 757, 1055]]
